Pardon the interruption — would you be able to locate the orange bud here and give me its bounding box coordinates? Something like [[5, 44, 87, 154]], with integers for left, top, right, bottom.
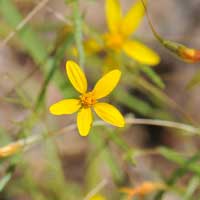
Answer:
[[120, 181, 165, 199], [179, 47, 200, 63], [0, 143, 22, 157], [140, 0, 200, 64]]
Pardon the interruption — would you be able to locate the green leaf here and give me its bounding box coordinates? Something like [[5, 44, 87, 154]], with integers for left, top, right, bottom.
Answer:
[[114, 87, 154, 116], [89, 129, 125, 184], [140, 65, 165, 89], [186, 70, 200, 89], [0, 164, 16, 192], [183, 177, 199, 200], [0, 0, 77, 101], [35, 33, 74, 110], [0, 173, 12, 192], [43, 138, 81, 200], [159, 147, 200, 175], [155, 150, 200, 200]]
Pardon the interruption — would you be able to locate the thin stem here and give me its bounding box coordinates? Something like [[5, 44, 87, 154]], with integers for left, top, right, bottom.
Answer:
[[126, 118, 199, 135], [83, 179, 108, 200], [140, 0, 163, 43], [45, 5, 71, 24], [0, 0, 49, 48], [0, 118, 199, 158]]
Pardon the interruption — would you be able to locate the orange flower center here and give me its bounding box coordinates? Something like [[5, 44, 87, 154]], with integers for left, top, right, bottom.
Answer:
[[104, 33, 125, 50], [80, 92, 97, 108]]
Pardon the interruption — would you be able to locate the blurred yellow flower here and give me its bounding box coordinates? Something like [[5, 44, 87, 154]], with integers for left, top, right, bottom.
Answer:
[[84, 39, 103, 55], [90, 194, 106, 200], [104, 0, 160, 66], [120, 181, 165, 200], [49, 60, 125, 136]]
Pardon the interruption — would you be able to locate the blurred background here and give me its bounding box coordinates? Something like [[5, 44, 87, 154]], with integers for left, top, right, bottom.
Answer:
[[1, 0, 200, 199]]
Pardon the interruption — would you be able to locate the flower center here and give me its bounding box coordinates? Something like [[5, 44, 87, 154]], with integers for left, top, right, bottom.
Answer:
[[80, 92, 97, 108], [104, 33, 124, 50]]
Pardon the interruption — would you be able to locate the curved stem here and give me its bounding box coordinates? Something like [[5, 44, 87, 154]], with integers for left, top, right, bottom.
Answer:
[[0, 118, 199, 158], [125, 118, 199, 135]]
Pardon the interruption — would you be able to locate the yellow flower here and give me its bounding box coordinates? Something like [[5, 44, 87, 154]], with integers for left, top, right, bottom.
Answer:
[[49, 60, 125, 136], [89, 194, 106, 200], [104, 0, 160, 66]]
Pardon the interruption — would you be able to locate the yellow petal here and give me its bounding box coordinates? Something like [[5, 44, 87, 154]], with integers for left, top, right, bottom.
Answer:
[[106, 0, 122, 33], [120, 0, 146, 36], [49, 99, 81, 115], [90, 194, 106, 200], [122, 40, 160, 65], [77, 107, 93, 136], [66, 60, 88, 94], [93, 70, 121, 99], [94, 103, 125, 127]]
